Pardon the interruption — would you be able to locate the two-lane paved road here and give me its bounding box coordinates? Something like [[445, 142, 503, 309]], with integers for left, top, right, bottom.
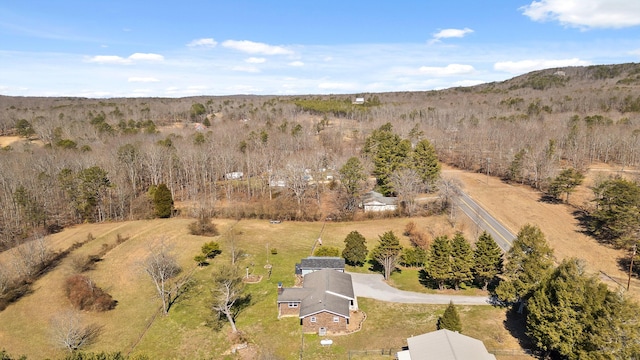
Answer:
[[456, 191, 516, 252]]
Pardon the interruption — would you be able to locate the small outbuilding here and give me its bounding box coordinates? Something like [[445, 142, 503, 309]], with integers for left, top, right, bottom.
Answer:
[[397, 329, 497, 360], [295, 256, 345, 276]]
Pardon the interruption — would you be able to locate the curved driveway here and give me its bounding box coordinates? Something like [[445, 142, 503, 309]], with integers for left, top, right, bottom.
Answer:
[[349, 272, 491, 305]]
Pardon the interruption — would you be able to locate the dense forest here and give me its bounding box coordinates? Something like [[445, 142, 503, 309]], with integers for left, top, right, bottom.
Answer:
[[1, 63, 640, 250]]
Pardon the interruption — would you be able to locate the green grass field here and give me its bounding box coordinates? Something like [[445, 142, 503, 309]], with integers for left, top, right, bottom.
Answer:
[[0, 217, 533, 359]]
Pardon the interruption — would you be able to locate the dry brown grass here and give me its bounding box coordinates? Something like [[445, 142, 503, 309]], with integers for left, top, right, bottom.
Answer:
[[445, 164, 640, 299], [0, 218, 236, 359]]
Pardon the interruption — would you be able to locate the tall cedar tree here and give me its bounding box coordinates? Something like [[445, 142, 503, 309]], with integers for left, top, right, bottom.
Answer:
[[450, 232, 474, 290], [495, 224, 554, 304], [411, 139, 441, 191], [590, 177, 640, 249], [153, 184, 173, 218], [547, 168, 584, 203], [362, 123, 411, 196], [438, 301, 462, 332], [371, 231, 402, 280], [527, 258, 640, 359], [473, 231, 503, 290], [342, 230, 368, 266], [427, 235, 452, 290], [338, 157, 366, 211]]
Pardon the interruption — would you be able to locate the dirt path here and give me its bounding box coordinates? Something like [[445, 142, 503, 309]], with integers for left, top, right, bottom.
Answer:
[[445, 166, 640, 297]]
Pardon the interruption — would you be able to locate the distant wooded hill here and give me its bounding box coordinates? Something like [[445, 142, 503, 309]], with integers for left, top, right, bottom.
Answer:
[[0, 63, 639, 247]]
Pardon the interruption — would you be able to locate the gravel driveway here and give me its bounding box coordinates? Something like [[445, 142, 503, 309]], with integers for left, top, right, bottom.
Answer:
[[349, 272, 492, 305]]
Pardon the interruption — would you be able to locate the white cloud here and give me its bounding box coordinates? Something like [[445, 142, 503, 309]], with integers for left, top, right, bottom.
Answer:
[[222, 40, 293, 55], [128, 77, 160, 83], [494, 58, 591, 73], [128, 53, 164, 61], [86, 53, 164, 64], [418, 64, 476, 76], [521, 0, 640, 29], [231, 65, 260, 73], [288, 61, 304, 67], [245, 57, 266, 64], [187, 38, 218, 48], [86, 55, 130, 64], [433, 27, 474, 40]]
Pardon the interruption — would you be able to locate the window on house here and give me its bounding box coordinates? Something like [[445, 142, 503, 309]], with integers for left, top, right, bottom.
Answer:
[[288, 302, 298, 308], [333, 316, 340, 323], [310, 316, 317, 323]]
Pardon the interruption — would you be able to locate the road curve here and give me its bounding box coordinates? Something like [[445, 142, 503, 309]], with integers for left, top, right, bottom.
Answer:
[[456, 191, 516, 252], [349, 272, 492, 305]]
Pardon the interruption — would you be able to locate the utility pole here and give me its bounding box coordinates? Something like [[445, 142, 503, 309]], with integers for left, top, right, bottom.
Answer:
[[628, 243, 637, 291]]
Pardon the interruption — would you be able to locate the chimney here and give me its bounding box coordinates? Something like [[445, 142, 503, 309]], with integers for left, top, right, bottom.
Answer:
[[277, 282, 283, 295]]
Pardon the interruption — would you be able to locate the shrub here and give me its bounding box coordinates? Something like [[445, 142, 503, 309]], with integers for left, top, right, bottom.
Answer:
[[313, 246, 340, 257], [201, 241, 221, 258], [188, 215, 219, 236], [65, 274, 116, 311]]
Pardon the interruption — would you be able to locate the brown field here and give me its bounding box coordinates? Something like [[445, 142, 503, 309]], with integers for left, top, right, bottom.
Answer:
[[0, 163, 634, 359], [0, 215, 533, 360], [447, 164, 640, 298]]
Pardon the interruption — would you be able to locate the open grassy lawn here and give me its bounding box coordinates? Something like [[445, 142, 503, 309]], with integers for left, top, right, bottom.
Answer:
[[0, 217, 532, 359]]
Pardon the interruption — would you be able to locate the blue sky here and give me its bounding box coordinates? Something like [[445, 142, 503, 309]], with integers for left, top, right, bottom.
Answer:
[[1, 0, 640, 97]]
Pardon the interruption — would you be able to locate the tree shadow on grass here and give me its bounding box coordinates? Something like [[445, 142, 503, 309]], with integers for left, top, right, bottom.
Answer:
[[617, 255, 640, 279], [503, 306, 535, 352], [367, 259, 383, 275], [572, 209, 595, 237], [233, 294, 253, 318], [538, 193, 562, 204], [418, 269, 437, 289]]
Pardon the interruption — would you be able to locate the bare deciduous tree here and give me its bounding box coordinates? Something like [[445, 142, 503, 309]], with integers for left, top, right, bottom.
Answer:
[[11, 235, 52, 279], [50, 310, 102, 352], [211, 265, 245, 333], [143, 239, 181, 315], [437, 176, 462, 223], [389, 168, 422, 216]]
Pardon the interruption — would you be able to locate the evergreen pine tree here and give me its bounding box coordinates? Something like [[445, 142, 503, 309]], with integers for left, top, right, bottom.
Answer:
[[411, 139, 441, 191], [371, 231, 402, 280], [438, 301, 462, 332], [342, 230, 368, 266], [473, 231, 503, 290], [427, 235, 452, 290], [153, 183, 173, 218], [495, 224, 554, 304], [450, 232, 474, 290], [527, 258, 640, 359]]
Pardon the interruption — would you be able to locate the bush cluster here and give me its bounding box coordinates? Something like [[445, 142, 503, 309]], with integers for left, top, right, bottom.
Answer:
[[65, 274, 116, 312]]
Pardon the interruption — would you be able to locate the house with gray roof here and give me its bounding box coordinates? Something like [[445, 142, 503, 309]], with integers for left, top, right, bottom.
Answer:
[[295, 256, 345, 275], [277, 269, 357, 334], [396, 329, 497, 360], [361, 191, 398, 212]]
